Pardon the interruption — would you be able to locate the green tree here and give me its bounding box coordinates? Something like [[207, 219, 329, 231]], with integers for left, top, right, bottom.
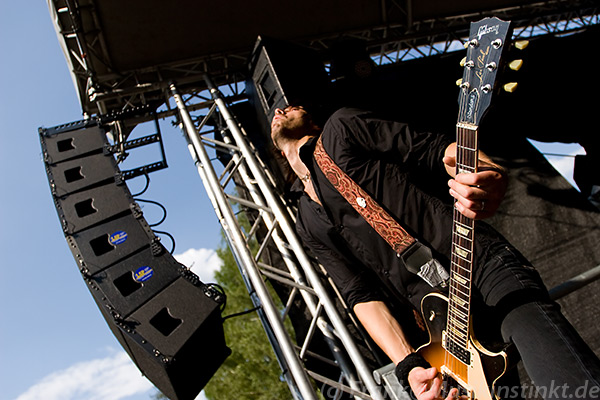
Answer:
[[153, 235, 293, 400], [202, 242, 293, 399]]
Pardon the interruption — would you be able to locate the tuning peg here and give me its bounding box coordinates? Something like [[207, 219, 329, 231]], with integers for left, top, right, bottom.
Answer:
[[460, 57, 467, 67], [508, 59, 524, 71], [456, 78, 463, 86], [503, 82, 518, 93], [514, 40, 529, 50], [464, 39, 478, 48]]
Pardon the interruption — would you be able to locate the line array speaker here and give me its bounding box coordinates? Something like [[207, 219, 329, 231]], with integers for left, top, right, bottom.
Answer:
[[39, 121, 230, 400]]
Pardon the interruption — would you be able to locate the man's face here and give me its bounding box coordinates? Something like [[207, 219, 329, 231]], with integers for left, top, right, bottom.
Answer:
[[270, 105, 312, 149]]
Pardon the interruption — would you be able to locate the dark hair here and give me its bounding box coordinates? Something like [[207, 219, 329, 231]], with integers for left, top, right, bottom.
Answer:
[[287, 95, 336, 128]]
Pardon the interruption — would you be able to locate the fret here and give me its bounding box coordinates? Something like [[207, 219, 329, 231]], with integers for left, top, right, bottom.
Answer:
[[448, 303, 469, 322], [450, 274, 472, 287], [453, 245, 472, 262], [451, 257, 472, 268], [448, 313, 469, 327], [448, 309, 469, 324], [456, 163, 476, 175], [454, 223, 471, 239], [452, 274, 469, 288], [447, 326, 469, 343], [453, 223, 472, 236], [450, 278, 470, 294], [449, 291, 470, 306], [449, 296, 470, 313], [452, 235, 473, 251], [450, 261, 472, 278], [454, 216, 474, 233], [447, 318, 468, 335]]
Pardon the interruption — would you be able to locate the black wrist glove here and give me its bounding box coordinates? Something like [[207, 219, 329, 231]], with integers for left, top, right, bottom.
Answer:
[[394, 353, 431, 398]]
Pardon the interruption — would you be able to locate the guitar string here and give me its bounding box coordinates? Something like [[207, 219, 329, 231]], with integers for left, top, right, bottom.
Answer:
[[444, 26, 506, 391], [447, 58, 481, 372]]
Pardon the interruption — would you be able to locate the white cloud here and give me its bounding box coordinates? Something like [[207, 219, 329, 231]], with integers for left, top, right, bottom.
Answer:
[[15, 349, 212, 400], [174, 248, 222, 284], [15, 349, 154, 400]]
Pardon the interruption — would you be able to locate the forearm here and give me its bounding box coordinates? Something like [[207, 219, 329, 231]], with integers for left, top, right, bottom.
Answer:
[[353, 300, 414, 364]]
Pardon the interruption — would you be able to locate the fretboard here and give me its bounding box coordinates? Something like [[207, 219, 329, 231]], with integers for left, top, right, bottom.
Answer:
[[446, 122, 478, 365]]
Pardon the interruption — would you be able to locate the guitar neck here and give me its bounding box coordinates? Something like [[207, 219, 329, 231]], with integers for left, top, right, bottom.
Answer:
[[446, 122, 479, 365]]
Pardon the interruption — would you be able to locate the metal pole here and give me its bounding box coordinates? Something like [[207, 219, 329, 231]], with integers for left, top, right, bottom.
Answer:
[[550, 264, 600, 301], [216, 121, 365, 391], [170, 83, 318, 400], [204, 76, 385, 400]]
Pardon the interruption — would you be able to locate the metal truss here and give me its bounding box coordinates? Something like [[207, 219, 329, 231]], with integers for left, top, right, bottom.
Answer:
[[309, 0, 600, 65], [48, 0, 599, 118], [165, 79, 398, 400]]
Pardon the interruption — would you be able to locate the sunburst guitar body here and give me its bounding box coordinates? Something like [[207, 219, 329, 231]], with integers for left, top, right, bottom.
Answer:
[[418, 293, 509, 400]]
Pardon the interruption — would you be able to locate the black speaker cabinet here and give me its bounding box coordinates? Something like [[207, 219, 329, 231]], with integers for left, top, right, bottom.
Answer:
[[66, 211, 156, 275], [41, 122, 108, 164], [95, 275, 230, 400], [246, 36, 330, 136], [45, 152, 121, 198], [40, 121, 230, 400], [54, 182, 135, 235]]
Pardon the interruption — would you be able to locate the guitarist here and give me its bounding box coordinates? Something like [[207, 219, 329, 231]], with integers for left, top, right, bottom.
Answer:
[[271, 103, 600, 399]]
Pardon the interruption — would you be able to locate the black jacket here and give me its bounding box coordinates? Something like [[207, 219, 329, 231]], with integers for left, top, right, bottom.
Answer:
[[294, 107, 539, 311]]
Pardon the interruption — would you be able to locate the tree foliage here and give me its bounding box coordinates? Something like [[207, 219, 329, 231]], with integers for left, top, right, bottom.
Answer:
[[153, 234, 293, 400], [201, 241, 293, 400]]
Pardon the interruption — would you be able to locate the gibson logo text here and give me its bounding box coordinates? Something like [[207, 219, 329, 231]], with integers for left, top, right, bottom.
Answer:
[[477, 24, 500, 40]]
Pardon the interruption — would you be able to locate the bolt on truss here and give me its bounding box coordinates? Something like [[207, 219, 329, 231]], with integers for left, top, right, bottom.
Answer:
[[168, 79, 396, 400]]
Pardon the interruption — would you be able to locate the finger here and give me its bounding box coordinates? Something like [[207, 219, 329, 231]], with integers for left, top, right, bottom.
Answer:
[[428, 374, 442, 396], [453, 169, 502, 188], [448, 180, 486, 202], [451, 195, 493, 220], [443, 155, 456, 168], [445, 388, 459, 400]]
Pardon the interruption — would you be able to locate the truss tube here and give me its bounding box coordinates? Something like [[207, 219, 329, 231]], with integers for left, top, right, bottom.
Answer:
[[174, 96, 306, 400], [204, 76, 385, 400], [217, 129, 364, 395], [170, 84, 318, 400]]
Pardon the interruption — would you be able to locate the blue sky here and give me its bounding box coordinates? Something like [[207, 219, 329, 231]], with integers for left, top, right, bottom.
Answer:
[[1, 2, 223, 399], [0, 2, 587, 400]]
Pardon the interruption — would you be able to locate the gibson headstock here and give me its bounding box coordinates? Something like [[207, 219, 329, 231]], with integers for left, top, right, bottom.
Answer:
[[457, 17, 513, 126]]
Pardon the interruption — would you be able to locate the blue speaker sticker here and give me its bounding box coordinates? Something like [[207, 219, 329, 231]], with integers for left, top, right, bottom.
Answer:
[[134, 266, 154, 283], [109, 231, 128, 245]]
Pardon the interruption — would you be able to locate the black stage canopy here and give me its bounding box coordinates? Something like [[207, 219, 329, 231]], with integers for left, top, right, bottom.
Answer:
[[48, 0, 599, 115]]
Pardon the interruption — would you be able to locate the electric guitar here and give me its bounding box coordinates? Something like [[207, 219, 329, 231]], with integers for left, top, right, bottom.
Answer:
[[418, 17, 521, 400]]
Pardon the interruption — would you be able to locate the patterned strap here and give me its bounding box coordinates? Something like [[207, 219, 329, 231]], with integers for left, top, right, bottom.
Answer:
[[313, 135, 415, 255]]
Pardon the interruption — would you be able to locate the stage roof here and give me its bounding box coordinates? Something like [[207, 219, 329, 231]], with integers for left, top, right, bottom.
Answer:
[[48, 0, 598, 115]]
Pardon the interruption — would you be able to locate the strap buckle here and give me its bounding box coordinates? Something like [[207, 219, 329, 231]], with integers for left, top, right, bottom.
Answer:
[[399, 241, 449, 288]]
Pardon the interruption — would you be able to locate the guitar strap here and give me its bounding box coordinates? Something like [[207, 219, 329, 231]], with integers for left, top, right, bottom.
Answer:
[[313, 135, 448, 288]]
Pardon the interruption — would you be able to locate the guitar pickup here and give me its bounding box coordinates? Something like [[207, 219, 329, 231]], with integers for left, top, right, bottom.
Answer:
[[442, 330, 473, 366]]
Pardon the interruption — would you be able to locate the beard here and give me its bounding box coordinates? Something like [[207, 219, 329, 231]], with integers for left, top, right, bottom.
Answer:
[[271, 113, 314, 150]]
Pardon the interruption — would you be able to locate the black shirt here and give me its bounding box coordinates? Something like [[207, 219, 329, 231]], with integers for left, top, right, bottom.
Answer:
[[294, 108, 540, 311]]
